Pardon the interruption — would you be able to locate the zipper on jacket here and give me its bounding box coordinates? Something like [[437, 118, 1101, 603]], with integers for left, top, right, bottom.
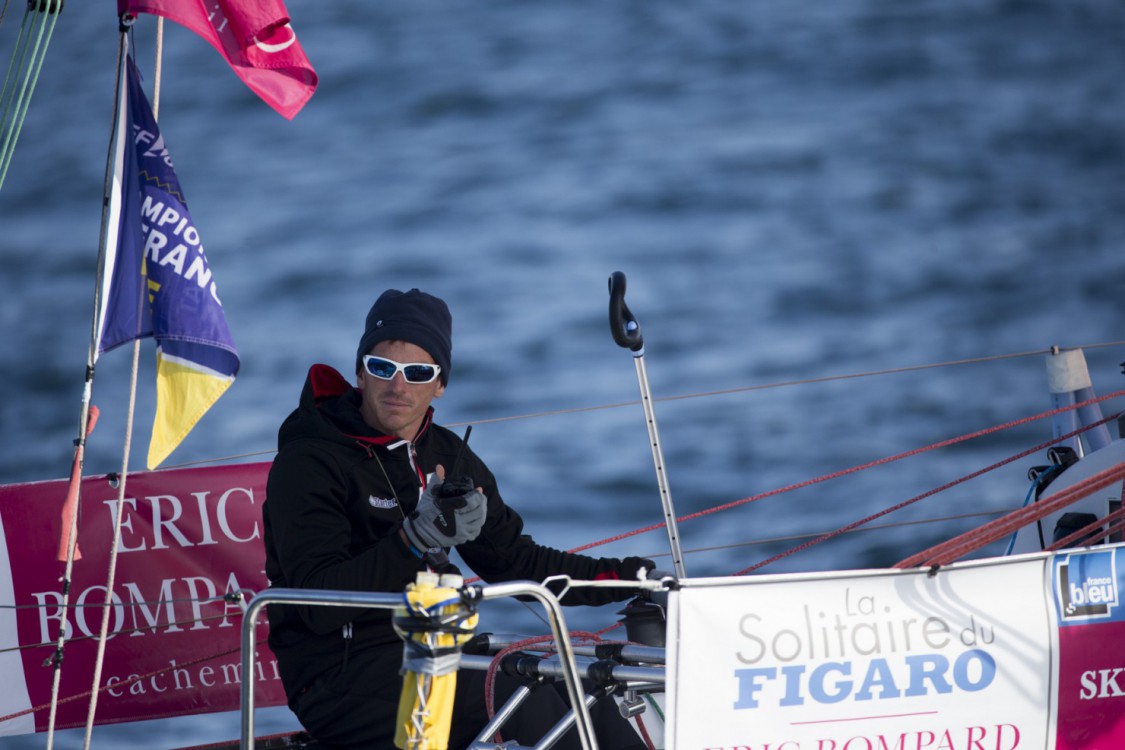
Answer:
[[374, 439, 426, 515], [384, 439, 426, 494], [342, 622, 353, 672], [405, 441, 426, 490]]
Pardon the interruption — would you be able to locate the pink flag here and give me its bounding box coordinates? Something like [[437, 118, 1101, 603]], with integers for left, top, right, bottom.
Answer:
[[120, 0, 317, 119], [56, 405, 98, 562]]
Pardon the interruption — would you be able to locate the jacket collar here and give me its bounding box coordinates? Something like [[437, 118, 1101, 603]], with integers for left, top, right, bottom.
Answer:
[[305, 363, 434, 447]]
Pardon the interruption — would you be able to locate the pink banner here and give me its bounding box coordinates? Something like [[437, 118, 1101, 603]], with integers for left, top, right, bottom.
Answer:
[[1056, 622, 1125, 748], [1053, 547, 1125, 748], [0, 462, 285, 735]]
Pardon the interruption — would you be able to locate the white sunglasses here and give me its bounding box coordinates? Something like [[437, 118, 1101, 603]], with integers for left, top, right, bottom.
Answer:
[[362, 355, 441, 384]]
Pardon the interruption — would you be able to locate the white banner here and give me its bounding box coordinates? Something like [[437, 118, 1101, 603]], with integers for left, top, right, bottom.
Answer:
[[0, 512, 34, 735], [667, 557, 1053, 750]]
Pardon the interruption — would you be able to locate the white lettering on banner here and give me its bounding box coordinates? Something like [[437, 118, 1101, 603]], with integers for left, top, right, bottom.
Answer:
[[31, 572, 253, 644], [104, 656, 281, 699], [104, 487, 260, 552], [133, 127, 173, 168], [1079, 668, 1125, 699], [138, 195, 222, 305], [1069, 577, 1115, 606], [120, 578, 184, 635], [29, 585, 125, 643], [700, 724, 1020, 750]]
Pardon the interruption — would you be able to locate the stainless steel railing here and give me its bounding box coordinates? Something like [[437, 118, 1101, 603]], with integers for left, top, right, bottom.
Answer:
[[239, 581, 601, 750]]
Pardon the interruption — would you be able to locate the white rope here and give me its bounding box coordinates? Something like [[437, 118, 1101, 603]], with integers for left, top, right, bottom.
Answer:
[[80, 336, 141, 750], [43, 389, 91, 749], [43, 17, 136, 747], [152, 18, 162, 120], [79, 21, 166, 750]]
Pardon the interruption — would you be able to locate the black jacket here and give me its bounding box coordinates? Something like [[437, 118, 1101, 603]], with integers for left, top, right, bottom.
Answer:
[[263, 364, 650, 702]]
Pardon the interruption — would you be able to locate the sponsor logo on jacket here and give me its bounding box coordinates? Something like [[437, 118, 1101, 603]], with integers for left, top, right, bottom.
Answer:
[[368, 495, 398, 510]]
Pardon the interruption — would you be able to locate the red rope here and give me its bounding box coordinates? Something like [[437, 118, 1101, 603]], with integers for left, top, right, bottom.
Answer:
[[895, 459, 1125, 568], [566, 388, 1125, 557], [736, 409, 1121, 575], [596, 621, 624, 636], [463, 392, 1122, 589], [634, 710, 657, 750], [483, 631, 603, 745], [1097, 516, 1125, 546], [1045, 505, 1125, 551]]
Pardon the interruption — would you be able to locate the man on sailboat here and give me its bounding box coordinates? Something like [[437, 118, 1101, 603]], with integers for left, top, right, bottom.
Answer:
[[262, 288, 652, 749]]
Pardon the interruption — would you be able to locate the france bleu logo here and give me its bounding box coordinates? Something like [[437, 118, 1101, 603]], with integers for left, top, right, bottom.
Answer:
[[1056, 548, 1120, 621]]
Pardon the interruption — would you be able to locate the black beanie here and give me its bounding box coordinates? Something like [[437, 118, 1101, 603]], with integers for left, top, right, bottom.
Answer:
[[356, 289, 453, 385]]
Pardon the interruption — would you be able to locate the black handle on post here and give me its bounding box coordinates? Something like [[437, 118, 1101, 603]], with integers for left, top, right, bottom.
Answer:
[[608, 271, 644, 352]]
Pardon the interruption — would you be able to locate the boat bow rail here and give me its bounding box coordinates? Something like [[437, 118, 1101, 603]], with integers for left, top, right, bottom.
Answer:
[[239, 580, 652, 750]]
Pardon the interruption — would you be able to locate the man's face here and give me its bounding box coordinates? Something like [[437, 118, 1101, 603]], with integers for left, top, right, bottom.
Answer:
[[357, 339, 445, 440]]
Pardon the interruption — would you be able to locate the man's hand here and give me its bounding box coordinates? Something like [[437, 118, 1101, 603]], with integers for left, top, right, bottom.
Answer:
[[403, 466, 487, 550]]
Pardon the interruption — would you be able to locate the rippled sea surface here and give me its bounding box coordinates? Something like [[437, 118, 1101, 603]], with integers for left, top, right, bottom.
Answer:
[[2, 0, 1124, 746]]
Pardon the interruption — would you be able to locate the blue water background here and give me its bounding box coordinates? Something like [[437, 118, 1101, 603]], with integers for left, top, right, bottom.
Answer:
[[2, 0, 1124, 746]]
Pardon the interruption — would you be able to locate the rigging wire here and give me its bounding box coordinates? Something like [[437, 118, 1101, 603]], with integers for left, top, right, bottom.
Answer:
[[743, 407, 1122, 575], [459, 391, 1120, 638], [0, 508, 1023, 666], [0, 0, 62, 191], [0, 644, 243, 728], [565, 388, 1125, 557], [644, 507, 1017, 559], [69, 16, 158, 750], [0, 596, 251, 645], [449, 341, 1125, 426], [156, 339, 1125, 470], [1046, 503, 1125, 552], [15, 340, 1125, 738], [42, 11, 123, 749], [899, 458, 1125, 569]]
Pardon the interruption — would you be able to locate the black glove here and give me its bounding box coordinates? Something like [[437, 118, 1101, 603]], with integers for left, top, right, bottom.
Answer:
[[403, 473, 487, 550], [618, 556, 658, 581]]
